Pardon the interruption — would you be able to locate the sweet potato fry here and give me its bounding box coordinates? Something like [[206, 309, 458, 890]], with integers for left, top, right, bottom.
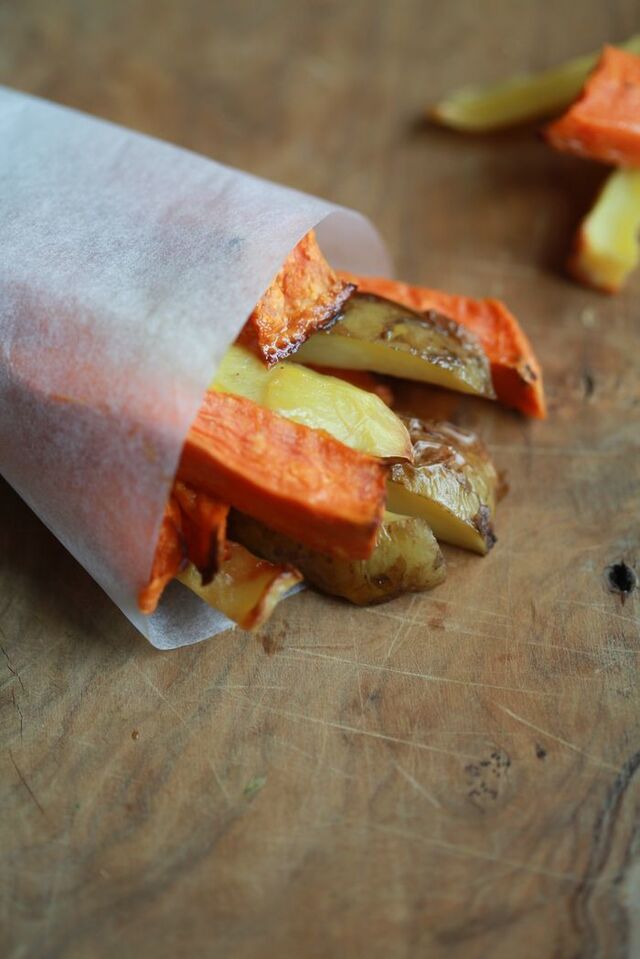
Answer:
[[138, 497, 185, 614], [545, 46, 640, 167], [239, 230, 355, 365], [338, 272, 546, 419], [430, 36, 640, 132], [569, 168, 640, 292], [178, 390, 386, 560], [173, 481, 229, 585]]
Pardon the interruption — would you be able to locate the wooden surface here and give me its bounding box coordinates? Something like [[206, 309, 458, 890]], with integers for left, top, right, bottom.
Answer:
[[1, 2, 640, 957]]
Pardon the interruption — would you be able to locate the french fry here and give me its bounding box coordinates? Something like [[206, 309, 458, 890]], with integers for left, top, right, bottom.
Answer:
[[545, 46, 640, 167], [430, 35, 640, 132], [229, 510, 446, 605], [138, 497, 185, 614], [569, 168, 640, 293], [178, 542, 302, 630], [173, 481, 229, 585], [292, 292, 495, 399], [338, 273, 545, 419], [213, 343, 411, 461], [386, 418, 499, 556], [178, 390, 386, 561], [304, 366, 395, 407], [238, 230, 354, 365]]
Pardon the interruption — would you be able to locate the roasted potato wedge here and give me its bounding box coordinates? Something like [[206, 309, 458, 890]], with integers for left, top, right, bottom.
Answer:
[[229, 510, 446, 605], [178, 541, 302, 630], [292, 293, 495, 399], [214, 344, 411, 462], [386, 418, 499, 555], [430, 35, 640, 132], [569, 168, 640, 293]]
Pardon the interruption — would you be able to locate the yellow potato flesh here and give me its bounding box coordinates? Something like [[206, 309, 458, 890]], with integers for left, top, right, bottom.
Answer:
[[292, 294, 494, 398], [430, 35, 640, 132], [230, 510, 445, 605], [178, 541, 302, 631], [570, 168, 640, 293], [386, 419, 498, 555], [213, 343, 411, 461]]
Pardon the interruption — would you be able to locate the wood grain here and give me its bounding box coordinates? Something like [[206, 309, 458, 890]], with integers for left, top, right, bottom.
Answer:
[[1, 1, 639, 957]]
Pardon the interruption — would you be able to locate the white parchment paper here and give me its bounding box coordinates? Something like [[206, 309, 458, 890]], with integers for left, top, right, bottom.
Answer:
[[0, 87, 391, 648]]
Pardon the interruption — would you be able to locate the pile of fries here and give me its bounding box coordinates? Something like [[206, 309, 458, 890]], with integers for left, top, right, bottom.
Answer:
[[140, 232, 545, 629], [432, 37, 640, 293]]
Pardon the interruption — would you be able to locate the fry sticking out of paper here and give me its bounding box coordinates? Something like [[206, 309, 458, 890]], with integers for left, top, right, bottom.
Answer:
[[337, 273, 545, 419], [239, 230, 355, 365]]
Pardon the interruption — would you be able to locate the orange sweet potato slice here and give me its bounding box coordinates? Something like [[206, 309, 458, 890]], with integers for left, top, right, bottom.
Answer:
[[178, 390, 386, 560], [173, 481, 229, 585], [138, 496, 186, 614], [544, 46, 640, 167], [239, 230, 355, 365], [338, 272, 546, 419]]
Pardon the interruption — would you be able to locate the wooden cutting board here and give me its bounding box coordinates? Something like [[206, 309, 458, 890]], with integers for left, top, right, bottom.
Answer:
[[1, 2, 639, 957]]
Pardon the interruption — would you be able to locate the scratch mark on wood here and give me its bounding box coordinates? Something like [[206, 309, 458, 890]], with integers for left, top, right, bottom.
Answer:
[[0, 637, 25, 692], [519, 640, 637, 658], [419, 598, 510, 622], [394, 761, 442, 809], [131, 662, 189, 728], [207, 753, 232, 805], [555, 599, 639, 628], [8, 749, 45, 816], [361, 605, 503, 642], [368, 822, 581, 883], [269, 734, 356, 780], [283, 649, 554, 698], [208, 684, 287, 691], [224, 691, 477, 760], [497, 705, 617, 771], [11, 688, 23, 739]]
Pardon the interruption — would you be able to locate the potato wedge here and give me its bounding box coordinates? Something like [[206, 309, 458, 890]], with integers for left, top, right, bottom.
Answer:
[[213, 344, 411, 462], [292, 293, 495, 399], [178, 541, 302, 631], [430, 35, 640, 132], [569, 168, 640, 293], [386, 418, 498, 555], [337, 272, 545, 418], [229, 510, 446, 605]]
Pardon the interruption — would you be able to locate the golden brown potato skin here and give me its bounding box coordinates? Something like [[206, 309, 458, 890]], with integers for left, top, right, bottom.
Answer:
[[387, 418, 499, 555], [229, 510, 446, 606], [293, 293, 495, 399]]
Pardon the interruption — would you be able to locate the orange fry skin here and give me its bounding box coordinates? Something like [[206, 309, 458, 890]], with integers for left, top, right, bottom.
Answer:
[[545, 46, 640, 167], [178, 391, 386, 560], [138, 497, 186, 614], [338, 272, 546, 419], [239, 230, 355, 365], [173, 481, 229, 585]]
